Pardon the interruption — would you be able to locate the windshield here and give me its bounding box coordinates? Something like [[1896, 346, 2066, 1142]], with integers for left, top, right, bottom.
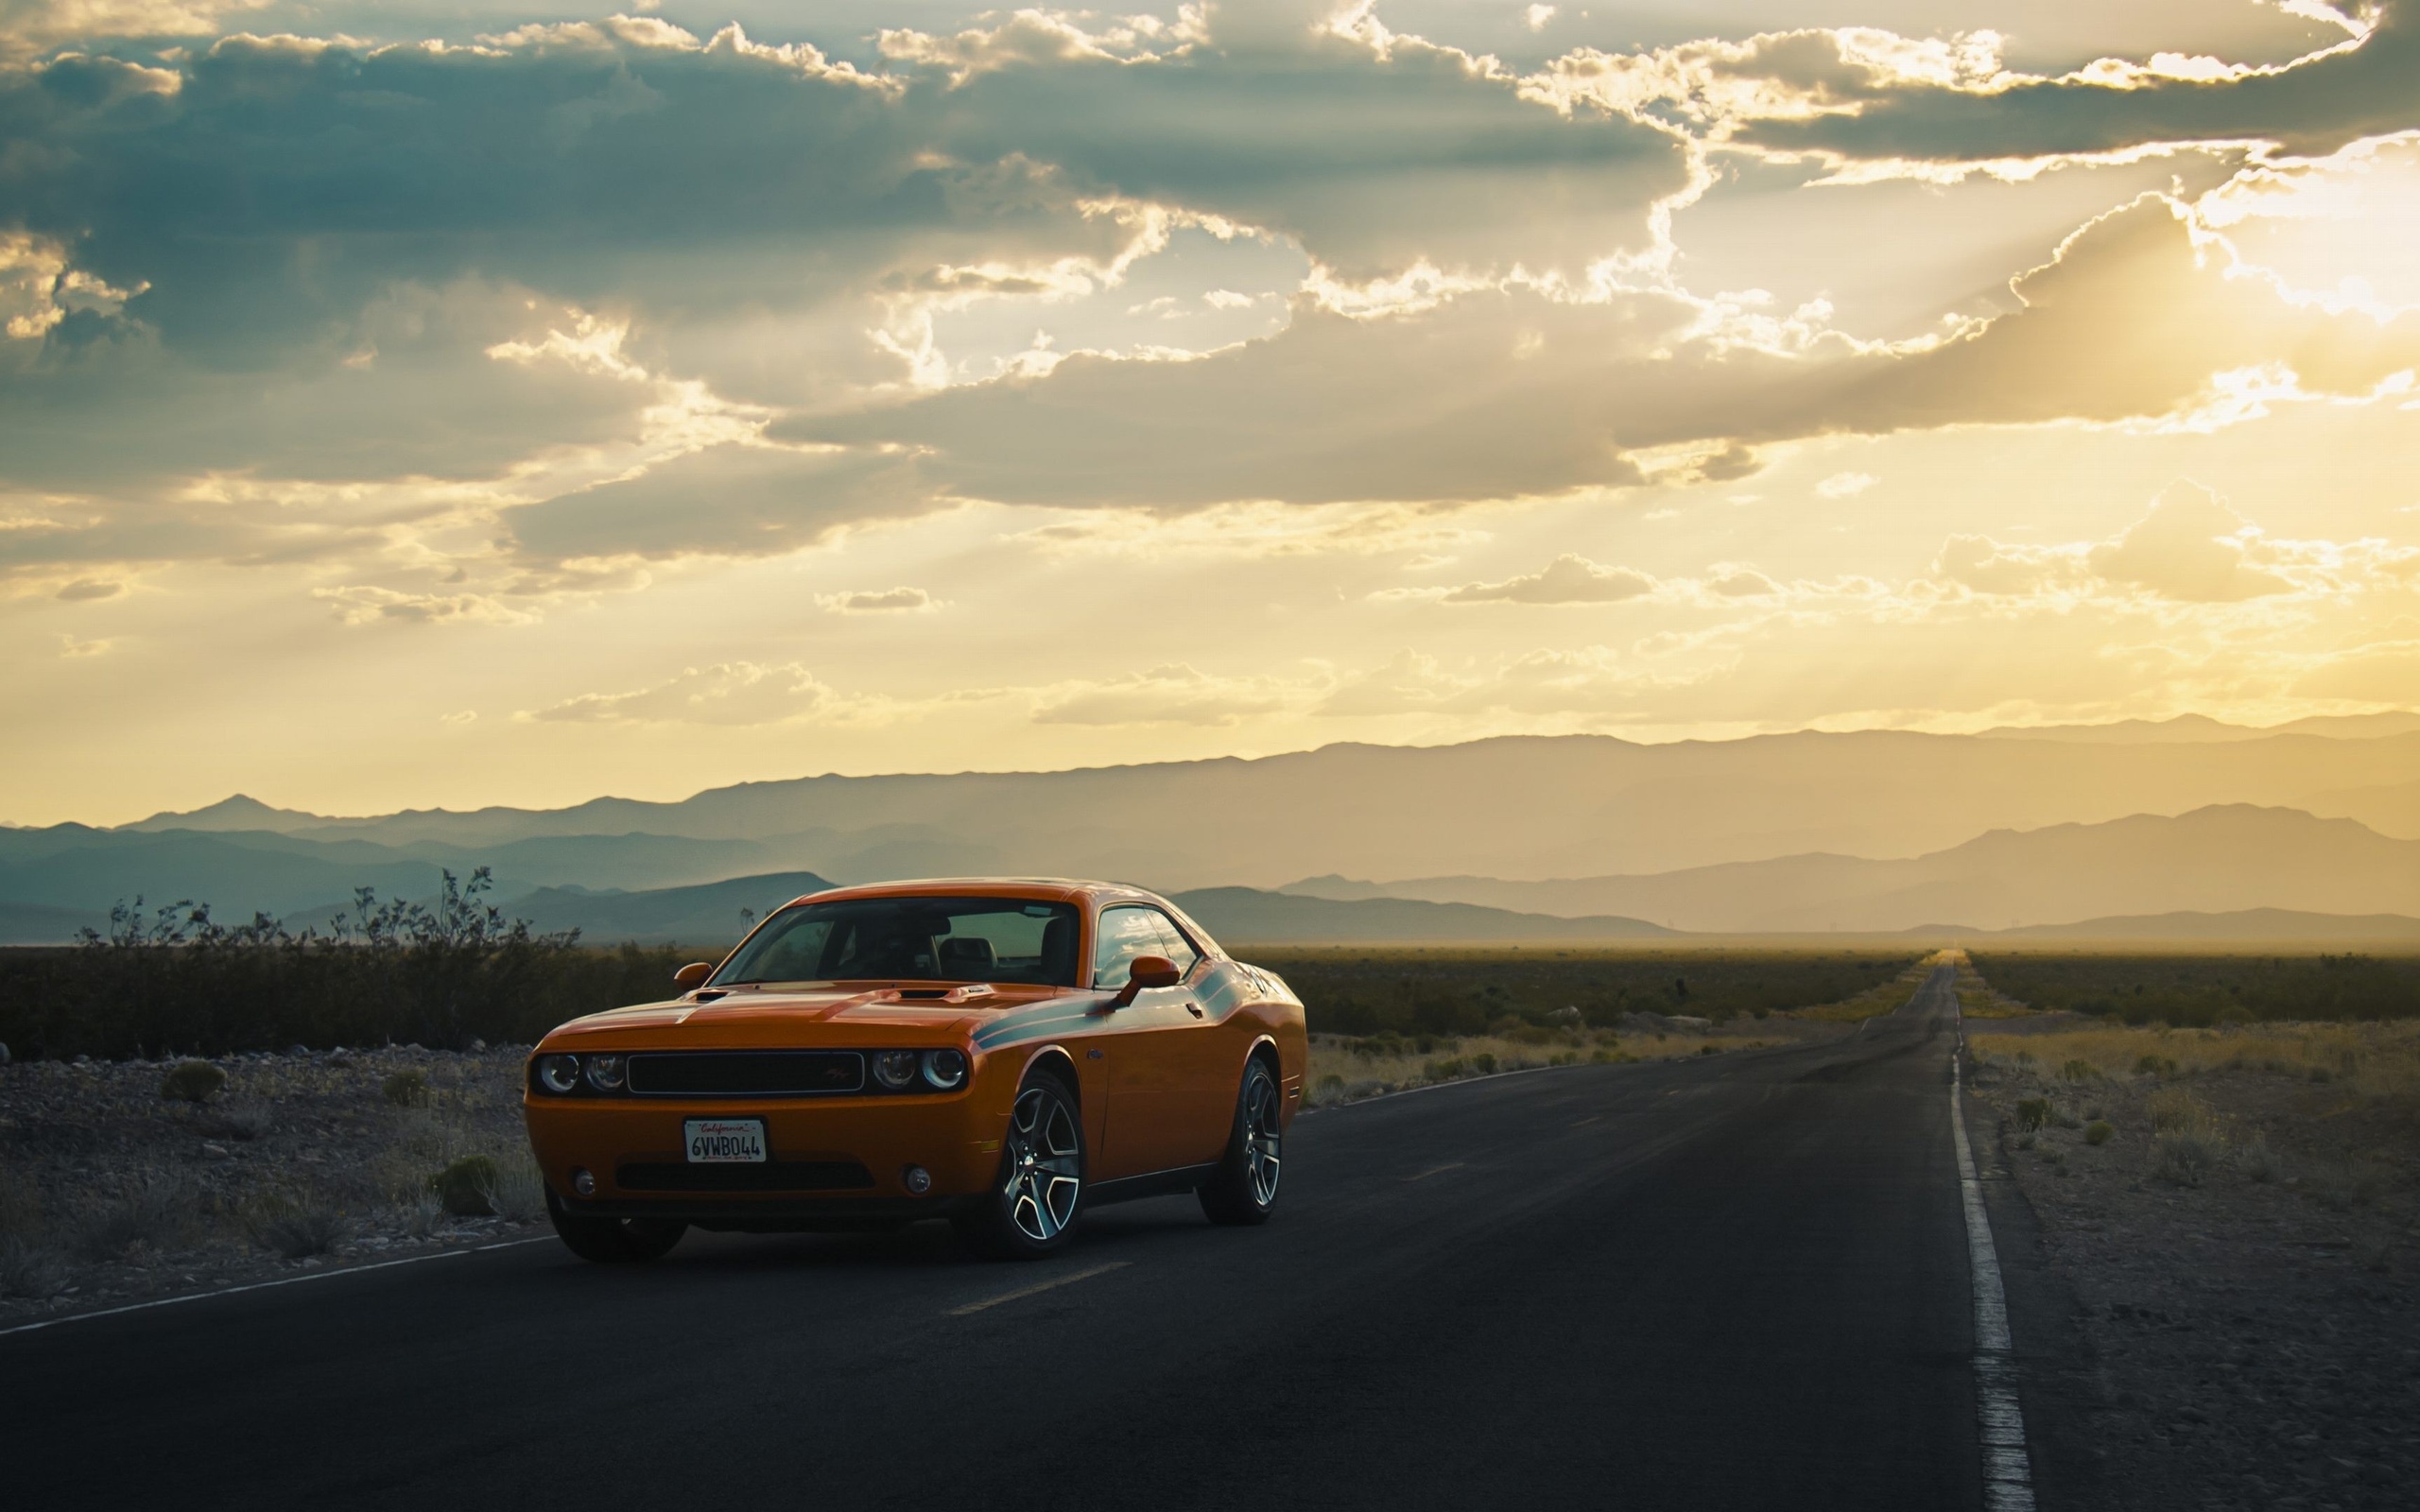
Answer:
[[712, 896, 1082, 988]]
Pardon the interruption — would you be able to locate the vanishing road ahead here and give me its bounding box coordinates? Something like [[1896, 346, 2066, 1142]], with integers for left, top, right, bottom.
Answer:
[[7, 970, 2095, 1510]]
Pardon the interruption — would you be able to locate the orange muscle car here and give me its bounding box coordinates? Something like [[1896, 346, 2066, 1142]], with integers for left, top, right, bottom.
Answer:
[[522, 879, 1305, 1262]]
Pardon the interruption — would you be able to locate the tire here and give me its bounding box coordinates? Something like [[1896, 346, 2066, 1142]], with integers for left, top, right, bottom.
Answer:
[[545, 1187, 688, 1263], [955, 1066, 1086, 1262], [1198, 1057, 1284, 1227]]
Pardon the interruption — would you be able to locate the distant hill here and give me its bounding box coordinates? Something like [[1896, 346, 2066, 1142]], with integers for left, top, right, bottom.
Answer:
[[0, 901, 103, 946], [1977, 712, 2420, 744], [506, 871, 838, 946], [106, 727, 2420, 885], [1981, 909, 2420, 944], [1295, 806, 2420, 934], [1168, 886, 1674, 945]]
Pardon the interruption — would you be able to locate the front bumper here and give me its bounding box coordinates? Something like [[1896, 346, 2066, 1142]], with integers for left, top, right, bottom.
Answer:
[[523, 1090, 1004, 1213]]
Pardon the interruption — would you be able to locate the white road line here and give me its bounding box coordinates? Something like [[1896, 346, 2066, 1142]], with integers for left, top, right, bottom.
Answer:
[[0, 1237, 554, 1342], [946, 1260, 1129, 1317], [1402, 1161, 1467, 1182], [1950, 988, 2037, 1512]]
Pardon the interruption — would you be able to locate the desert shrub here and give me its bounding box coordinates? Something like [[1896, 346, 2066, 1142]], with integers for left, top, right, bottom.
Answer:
[[1422, 1057, 1468, 1082], [2238, 1133, 2278, 1182], [430, 1155, 499, 1217], [0, 1238, 71, 1299], [2015, 1097, 2052, 1131], [1471, 1052, 1497, 1074], [160, 1060, 226, 1104], [381, 1070, 430, 1108], [2083, 1120, 2114, 1146], [1316, 1073, 1345, 1096], [250, 1194, 351, 1259], [75, 1175, 195, 1260], [2152, 1130, 2222, 1186], [2134, 1055, 2175, 1078], [480, 1158, 547, 1224], [2059, 1058, 2100, 1083], [0, 870, 700, 1060], [2149, 1087, 2214, 1134]]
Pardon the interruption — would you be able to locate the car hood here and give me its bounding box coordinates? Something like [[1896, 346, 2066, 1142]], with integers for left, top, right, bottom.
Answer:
[[537, 983, 1091, 1050]]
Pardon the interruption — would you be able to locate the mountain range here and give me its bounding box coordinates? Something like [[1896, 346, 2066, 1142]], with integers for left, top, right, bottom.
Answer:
[[0, 720, 2413, 944], [1280, 804, 2420, 934]]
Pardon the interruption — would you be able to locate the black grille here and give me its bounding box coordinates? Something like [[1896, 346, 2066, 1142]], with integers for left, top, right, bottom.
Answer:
[[626, 1051, 863, 1096], [616, 1161, 874, 1193]]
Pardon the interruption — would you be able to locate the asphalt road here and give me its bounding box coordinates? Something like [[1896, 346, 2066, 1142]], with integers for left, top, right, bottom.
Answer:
[[6, 970, 2088, 1511]]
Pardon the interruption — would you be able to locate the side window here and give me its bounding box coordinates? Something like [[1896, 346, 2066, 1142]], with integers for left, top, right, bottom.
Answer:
[[1092, 906, 1162, 990], [1149, 912, 1201, 978]]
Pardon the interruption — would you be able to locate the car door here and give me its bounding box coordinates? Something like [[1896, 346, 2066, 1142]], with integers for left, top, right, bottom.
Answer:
[[1095, 904, 1223, 1178]]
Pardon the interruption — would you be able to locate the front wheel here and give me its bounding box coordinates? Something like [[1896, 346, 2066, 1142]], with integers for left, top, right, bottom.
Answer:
[[545, 1187, 687, 1263], [956, 1068, 1086, 1262], [1199, 1057, 1284, 1226]]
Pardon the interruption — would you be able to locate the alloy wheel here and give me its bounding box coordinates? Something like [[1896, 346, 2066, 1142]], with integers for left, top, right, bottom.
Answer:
[[1243, 1071, 1282, 1206], [1005, 1083, 1082, 1243]]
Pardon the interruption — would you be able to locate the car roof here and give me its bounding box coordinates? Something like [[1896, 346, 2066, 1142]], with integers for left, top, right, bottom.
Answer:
[[778, 877, 1164, 911], [755, 877, 1228, 962]]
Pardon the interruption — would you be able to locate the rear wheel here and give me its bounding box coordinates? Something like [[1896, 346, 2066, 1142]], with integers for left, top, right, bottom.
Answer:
[[1199, 1057, 1284, 1226], [956, 1067, 1085, 1261], [545, 1187, 688, 1263]]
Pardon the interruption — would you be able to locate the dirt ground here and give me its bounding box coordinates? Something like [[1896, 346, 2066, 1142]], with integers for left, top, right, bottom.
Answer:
[[0, 1046, 545, 1326], [1966, 1016, 2420, 1512]]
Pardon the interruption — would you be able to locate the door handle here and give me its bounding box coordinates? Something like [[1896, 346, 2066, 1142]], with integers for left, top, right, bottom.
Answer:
[[1184, 1003, 1204, 1019]]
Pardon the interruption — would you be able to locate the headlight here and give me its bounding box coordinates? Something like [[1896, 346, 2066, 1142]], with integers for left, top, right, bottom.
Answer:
[[535, 1055, 579, 1094], [922, 1049, 969, 1090], [872, 1050, 918, 1091], [584, 1055, 626, 1091]]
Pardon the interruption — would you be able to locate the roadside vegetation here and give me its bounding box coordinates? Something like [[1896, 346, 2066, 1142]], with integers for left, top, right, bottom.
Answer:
[[1251, 945, 1923, 1038], [0, 1045, 545, 1316], [1959, 953, 2420, 1508], [1966, 950, 2420, 1026], [0, 870, 692, 1061]]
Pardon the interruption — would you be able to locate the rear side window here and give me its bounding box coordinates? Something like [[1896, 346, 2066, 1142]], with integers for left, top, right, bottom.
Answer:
[[1093, 905, 1198, 990]]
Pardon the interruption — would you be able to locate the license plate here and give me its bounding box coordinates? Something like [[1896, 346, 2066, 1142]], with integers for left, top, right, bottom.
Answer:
[[684, 1118, 768, 1163]]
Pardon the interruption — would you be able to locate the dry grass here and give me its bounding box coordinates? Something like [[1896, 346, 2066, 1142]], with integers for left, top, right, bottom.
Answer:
[[1970, 1020, 2420, 1105]]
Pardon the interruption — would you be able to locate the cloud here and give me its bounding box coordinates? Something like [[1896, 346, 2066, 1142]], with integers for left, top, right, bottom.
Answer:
[[794, 195, 2420, 521], [504, 444, 935, 566], [1936, 483, 2325, 603], [1814, 471, 1876, 498], [2084, 482, 2294, 601], [527, 662, 833, 725], [56, 632, 111, 657], [819, 585, 936, 613], [54, 578, 124, 601], [312, 585, 536, 626], [1443, 554, 1657, 604], [1705, 569, 1783, 598], [1730, 3, 2416, 166], [1031, 663, 1291, 726]]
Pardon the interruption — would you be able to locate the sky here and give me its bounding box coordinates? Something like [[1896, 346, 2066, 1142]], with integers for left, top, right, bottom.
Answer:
[[3, 0, 2418, 824]]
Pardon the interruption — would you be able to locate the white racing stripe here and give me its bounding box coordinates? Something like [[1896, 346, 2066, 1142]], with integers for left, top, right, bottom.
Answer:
[[1950, 988, 2038, 1512], [0, 1237, 554, 1341]]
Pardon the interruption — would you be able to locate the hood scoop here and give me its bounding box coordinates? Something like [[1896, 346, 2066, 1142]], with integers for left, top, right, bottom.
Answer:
[[882, 983, 995, 1004]]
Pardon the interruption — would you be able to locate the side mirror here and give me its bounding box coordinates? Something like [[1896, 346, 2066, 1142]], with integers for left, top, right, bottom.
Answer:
[[673, 961, 715, 989], [1111, 954, 1182, 1007]]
